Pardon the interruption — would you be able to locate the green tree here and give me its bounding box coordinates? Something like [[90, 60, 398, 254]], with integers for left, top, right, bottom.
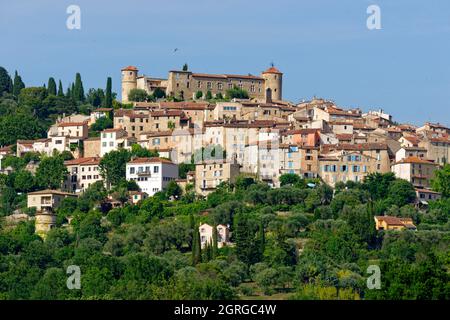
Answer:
[[73, 73, 85, 102], [14, 170, 36, 193], [205, 90, 212, 100], [18, 87, 48, 118], [57, 80, 64, 97], [128, 89, 148, 102], [0, 113, 45, 145], [280, 173, 300, 186], [153, 87, 166, 99], [35, 156, 68, 189], [104, 77, 112, 107], [387, 179, 416, 207], [12, 71, 25, 97], [182, 63, 188, 71], [86, 88, 105, 107], [90, 116, 113, 134], [431, 164, 450, 198], [99, 149, 131, 188], [195, 91, 203, 100], [47, 77, 57, 96], [166, 181, 182, 199], [0, 66, 12, 95], [226, 85, 249, 99]]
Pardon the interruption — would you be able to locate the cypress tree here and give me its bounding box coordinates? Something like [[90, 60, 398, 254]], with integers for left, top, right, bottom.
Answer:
[[66, 85, 72, 99], [73, 73, 85, 102], [212, 225, 218, 259], [104, 77, 112, 107], [47, 77, 57, 95], [71, 83, 75, 100], [258, 220, 265, 261], [12, 71, 25, 96], [192, 227, 202, 265], [57, 80, 64, 97], [0, 67, 12, 95]]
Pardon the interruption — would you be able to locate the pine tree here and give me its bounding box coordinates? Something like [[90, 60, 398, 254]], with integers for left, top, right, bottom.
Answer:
[[104, 77, 112, 108], [12, 71, 25, 96], [47, 77, 57, 95], [57, 80, 64, 97], [73, 73, 85, 102]]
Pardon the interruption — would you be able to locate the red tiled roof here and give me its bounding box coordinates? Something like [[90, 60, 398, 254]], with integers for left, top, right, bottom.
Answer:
[[394, 156, 437, 165], [150, 110, 184, 117], [262, 66, 282, 74], [57, 122, 87, 127], [121, 66, 138, 71], [64, 157, 100, 166], [128, 157, 174, 165]]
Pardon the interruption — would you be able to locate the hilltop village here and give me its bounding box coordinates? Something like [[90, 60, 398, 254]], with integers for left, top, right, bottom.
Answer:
[[0, 65, 448, 300]]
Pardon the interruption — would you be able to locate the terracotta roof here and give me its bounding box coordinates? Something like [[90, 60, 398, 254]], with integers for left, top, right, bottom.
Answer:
[[27, 189, 78, 197], [102, 128, 127, 133], [263, 66, 282, 74], [336, 134, 353, 140], [150, 110, 184, 117], [394, 156, 437, 165], [121, 66, 138, 71], [94, 108, 113, 112], [375, 216, 407, 226], [324, 143, 387, 151], [415, 188, 441, 194], [127, 157, 174, 165], [283, 128, 320, 135], [57, 122, 87, 127], [159, 102, 211, 110], [64, 157, 100, 166]]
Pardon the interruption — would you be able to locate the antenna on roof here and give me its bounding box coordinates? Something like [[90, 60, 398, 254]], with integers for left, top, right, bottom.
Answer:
[[270, 61, 275, 67]]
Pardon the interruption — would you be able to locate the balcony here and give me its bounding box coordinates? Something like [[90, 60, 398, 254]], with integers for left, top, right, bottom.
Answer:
[[137, 170, 151, 176]]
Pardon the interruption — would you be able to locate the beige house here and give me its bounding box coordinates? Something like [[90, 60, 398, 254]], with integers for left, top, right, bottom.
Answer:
[[419, 136, 450, 166], [319, 143, 390, 187], [415, 188, 441, 203], [27, 190, 78, 212], [199, 223, 231, 248], [195, 159, 240, 196], [391, 156, 439, 188], [83, 137, 101, 157], [63, 157, 102, 193]]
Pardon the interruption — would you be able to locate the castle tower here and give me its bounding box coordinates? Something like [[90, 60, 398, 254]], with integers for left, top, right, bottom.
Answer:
[[262, 66, 283, 102], [121, 66, 138, 103]]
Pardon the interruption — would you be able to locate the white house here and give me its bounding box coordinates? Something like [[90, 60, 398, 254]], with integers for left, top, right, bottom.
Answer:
[[199, 223, 231, 249], [126, 157, 178, 196], [100, 128, 136, 156]]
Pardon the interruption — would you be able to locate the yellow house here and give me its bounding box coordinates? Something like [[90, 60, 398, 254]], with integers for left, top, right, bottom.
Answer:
[[374, 216, 417, 231]]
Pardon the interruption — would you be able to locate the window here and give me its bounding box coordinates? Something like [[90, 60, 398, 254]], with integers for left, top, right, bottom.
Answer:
[[218, 83, 223, 90], [154, 166, 159, 173], [109, 141, 114, 147]]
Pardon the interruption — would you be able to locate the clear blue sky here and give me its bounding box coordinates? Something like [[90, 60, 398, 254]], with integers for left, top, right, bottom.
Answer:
[[1, 0, 449, 126]]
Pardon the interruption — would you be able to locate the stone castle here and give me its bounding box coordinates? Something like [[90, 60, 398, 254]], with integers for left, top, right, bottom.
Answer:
[[121, 65, 283, 103]]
